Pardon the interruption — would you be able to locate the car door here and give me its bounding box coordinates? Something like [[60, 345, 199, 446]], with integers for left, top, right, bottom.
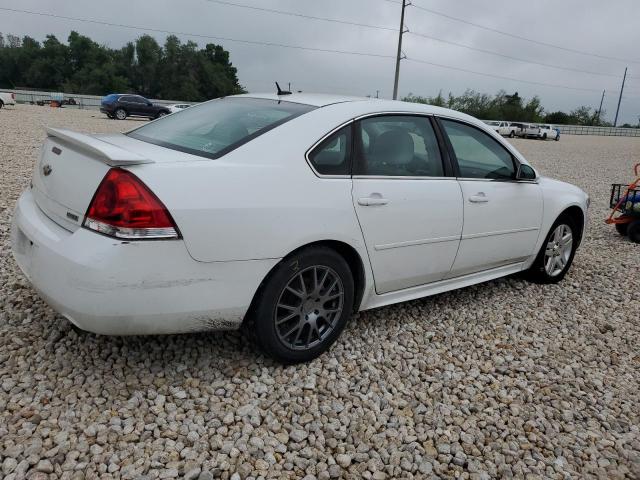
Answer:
[[118, 96, 136, 115], [131, 96, 149, 116], [438, 118, 543, 278], [351, 114, 463, 294]]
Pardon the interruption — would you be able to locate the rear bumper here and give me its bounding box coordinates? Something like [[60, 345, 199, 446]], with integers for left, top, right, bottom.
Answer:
[[11, 189, 279, 335], [99, 106, 114, 114]]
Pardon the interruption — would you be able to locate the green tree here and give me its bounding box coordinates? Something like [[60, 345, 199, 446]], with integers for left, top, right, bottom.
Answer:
[[0, 30, 243, 101]]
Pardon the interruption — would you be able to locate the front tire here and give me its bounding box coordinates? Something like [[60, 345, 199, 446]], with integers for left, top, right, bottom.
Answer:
[[628, 220, 640, 243], [114, 108, 127, 120], [526, 215, 578, 284], [0, 100, 4, 109], [542, 133, 547, 140], [251, 246, 354, 363], [509, 131, 515, 138], [615, 223, 628, 236]]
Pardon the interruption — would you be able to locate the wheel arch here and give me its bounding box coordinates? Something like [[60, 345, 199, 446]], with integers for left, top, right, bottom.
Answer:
[[244, 239, 368, 326], [559, 205, 585, 246]]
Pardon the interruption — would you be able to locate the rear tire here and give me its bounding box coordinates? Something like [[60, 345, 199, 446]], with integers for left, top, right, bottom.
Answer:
[[615, 223, 628, 236], [628, 220, 640, 243], [0, 100, 4, 109], [251, 246, 354, 363], [156, 111, 168, 119], [525, 214, 578, 284], [114, 108, 127, 120]]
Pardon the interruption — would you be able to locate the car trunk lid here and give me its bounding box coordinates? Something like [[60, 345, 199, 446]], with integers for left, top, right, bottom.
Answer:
[[31, 128, 154, 232]]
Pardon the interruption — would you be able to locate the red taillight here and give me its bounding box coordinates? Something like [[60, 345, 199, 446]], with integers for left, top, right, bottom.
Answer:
[[11, 93, 15, 100], [83, 168, 179, 240]]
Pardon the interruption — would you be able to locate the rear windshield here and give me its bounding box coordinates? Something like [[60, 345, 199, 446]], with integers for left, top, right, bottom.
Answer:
[[128, 97, 316, 159], [103, 94, 120, 102]]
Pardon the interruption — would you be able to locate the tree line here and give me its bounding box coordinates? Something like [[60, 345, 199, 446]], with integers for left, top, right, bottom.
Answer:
[[0, 32, 245, 101], [403, 90, 621, 127]]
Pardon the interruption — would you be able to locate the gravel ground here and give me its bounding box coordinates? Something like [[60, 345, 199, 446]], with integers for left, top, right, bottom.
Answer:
[[1, 104, 639, 480]]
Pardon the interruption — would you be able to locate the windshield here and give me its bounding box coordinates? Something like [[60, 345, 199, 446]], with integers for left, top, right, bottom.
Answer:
[[128, 97, 315, 159]]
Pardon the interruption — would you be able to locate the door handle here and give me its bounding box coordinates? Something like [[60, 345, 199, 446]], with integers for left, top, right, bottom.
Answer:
[[358, 197, 389, 206], [469, 192, 489, 203]]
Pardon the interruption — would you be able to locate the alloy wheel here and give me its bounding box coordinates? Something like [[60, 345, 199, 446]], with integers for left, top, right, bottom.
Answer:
[[544, 224, 573, 277], [274, 265, 344, 351]]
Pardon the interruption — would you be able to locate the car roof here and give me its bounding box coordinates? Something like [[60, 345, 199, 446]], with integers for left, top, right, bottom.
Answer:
[[234, 92, 368, 107], [234, 93, 482, 124]]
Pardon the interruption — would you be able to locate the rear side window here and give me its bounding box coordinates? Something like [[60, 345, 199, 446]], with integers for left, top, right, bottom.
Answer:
[[441, 119, 515, 180], [308, 126, 351, 176], [128, 97, 315, 159], [354, 115, 444, 177]]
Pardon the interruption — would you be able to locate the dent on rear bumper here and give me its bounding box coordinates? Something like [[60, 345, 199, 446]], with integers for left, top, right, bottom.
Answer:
[[11, 189, 279, 335]]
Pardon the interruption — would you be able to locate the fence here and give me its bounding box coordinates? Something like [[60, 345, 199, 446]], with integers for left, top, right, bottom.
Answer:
[[555, 124, 640, 137], [2, 88, 192, 110]]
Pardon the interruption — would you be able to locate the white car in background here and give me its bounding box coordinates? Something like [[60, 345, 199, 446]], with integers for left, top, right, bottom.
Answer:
[[0, 91, 16, 108], [519, 123, 542, 139], [538, 124, 560, 141], [485, 120, 519, 138], [11, 93, 589, 362], [167, 104, 192, 114]]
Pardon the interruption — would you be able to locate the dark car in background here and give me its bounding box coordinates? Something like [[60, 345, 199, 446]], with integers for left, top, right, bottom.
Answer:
[[100, 94, 170, 120]]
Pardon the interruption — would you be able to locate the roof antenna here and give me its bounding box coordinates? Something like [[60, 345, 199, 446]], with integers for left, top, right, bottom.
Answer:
[[275, 82, 292, 96]]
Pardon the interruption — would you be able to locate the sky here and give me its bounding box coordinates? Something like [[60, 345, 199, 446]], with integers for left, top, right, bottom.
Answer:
[[1, 0, 639, 124]]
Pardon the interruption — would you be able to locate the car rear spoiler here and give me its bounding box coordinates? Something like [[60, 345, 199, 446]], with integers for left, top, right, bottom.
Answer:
[[46, 128, 154, 166]]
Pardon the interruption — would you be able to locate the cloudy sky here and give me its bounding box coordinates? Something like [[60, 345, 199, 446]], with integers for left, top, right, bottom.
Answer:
[[1, 0, 639, 124]]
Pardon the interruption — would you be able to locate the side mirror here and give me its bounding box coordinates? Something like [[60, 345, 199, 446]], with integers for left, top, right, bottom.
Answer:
[[516, 164, 537, 181]]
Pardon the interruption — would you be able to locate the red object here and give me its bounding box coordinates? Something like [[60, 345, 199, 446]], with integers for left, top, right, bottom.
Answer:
[[85, 168, 177, 230], [11, 93, 15, 100], [606, 163, 640, 225]]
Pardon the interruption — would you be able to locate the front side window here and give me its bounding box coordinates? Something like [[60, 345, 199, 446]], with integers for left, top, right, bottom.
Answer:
[[354, 115, 444, 177], [440, 119, 516, 180], [308, 126, 351, 175], [128, 97, 316, 159]]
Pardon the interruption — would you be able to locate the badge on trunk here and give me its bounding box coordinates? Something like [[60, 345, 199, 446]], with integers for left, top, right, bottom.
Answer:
[[42, 164, 52, 176]]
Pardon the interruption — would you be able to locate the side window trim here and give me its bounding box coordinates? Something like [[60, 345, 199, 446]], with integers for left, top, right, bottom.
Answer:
[[352, 113, 449, 179], [435, 116, 519, 182], [305, 120, 355, 178]]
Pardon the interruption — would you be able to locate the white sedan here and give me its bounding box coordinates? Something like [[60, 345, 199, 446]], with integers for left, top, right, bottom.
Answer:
[[11, 93, 589, 362]]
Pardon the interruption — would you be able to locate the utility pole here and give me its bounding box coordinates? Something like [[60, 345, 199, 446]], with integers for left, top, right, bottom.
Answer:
[[595, 90, 605, 125], [614, 67, 627, 127], [392, 0, 408, 100]]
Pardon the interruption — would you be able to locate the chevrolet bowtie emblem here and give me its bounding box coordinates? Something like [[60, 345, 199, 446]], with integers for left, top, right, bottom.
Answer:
[[42, 164, 52, 176]]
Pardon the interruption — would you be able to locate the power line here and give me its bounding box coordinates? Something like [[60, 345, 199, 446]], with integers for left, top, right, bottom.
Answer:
[[409, 2, 640, 65], [206, 0, 628, 79], [0, 7, 395, 59], [405, 57, 622, 94], [203, 0, 397, 31], [406, 31, 625, 79]]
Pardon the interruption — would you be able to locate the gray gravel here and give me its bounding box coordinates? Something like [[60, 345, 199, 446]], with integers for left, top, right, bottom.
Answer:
[[1, 104, 639, 479]]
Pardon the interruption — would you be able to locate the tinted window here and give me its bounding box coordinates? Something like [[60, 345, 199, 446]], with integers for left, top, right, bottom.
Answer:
[[308, 126, 351, 175], [128, 97, 315, 159], [130, 96, 146, 104], [441, 119, 515, 180], [354, 115, 444, 177]]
